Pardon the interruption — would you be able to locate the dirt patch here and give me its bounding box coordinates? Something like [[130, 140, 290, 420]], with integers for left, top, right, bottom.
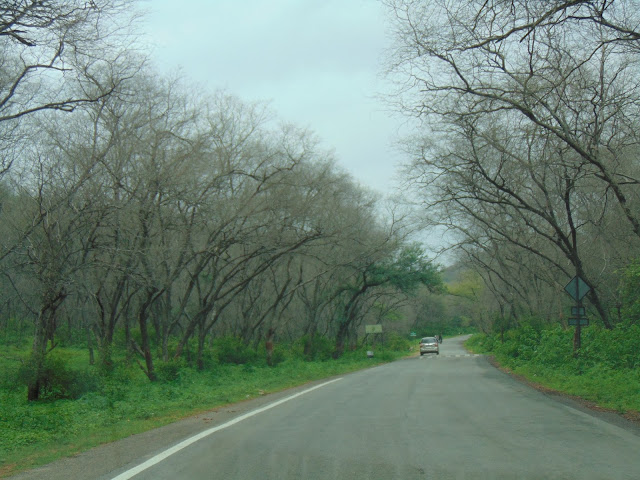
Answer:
[[0, 465, 18, 478], [486, 355, 640, 431]]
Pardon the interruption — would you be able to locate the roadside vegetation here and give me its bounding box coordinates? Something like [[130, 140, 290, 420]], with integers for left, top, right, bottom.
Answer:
[[4, 0, 640, 476], [464, 260, 640, 417], [465, 322, 640, 415], [0, 331, 413, 477], [383, 0, 640, 421]]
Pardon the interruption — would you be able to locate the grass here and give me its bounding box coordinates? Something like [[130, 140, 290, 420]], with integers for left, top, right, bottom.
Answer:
[[465, 327, 640, 416], [509, 364, 640, 413], [0, 345, 408, 477]]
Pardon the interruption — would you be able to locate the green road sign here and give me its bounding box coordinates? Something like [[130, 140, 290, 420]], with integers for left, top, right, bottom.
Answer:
[[571, 306, 586, 316], [568, 318, 589, 326], [410, 332, 416, 337], [564, 276, 590, 301]]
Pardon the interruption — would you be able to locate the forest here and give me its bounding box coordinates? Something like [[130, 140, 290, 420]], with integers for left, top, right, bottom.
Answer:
[[2, 0, 640, 473], [384, 0, 640, 335], [0, 1, 455, 406]]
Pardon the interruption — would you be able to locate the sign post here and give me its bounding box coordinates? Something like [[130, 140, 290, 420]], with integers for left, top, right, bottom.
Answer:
[[564, 275, 590, 354], [365, 325, 383, 357]]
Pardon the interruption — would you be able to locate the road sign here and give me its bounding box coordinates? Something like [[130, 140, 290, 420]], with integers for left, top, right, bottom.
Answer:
[[410, 332, 417, 337], [568, 318, 589, 326], [564, 276, 590, 301], [365, 324, 382, 334], [571, 306, 585, 316]]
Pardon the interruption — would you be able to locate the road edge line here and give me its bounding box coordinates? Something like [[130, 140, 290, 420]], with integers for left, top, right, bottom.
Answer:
[[110, 377, 343, 480]]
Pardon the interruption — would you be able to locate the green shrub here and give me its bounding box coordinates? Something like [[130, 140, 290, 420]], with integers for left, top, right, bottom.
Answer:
[[620, 259, 640, 323], [268, 344, 286, 366], [465, 333, 494, 353], [385, 331, 410, 351], [580, 323, 640, 370], [532, 326, 573, 367], [155, 359, 188, 382], [213, 336, 257, 365], [298, 335, 333, 361], [16, 354, 101, 400]]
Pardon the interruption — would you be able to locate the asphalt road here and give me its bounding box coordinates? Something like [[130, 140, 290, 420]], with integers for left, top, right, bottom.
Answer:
[[11, 336, 640, 479]]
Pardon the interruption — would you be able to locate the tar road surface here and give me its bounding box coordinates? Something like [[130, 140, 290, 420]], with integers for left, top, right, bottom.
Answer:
[[11, 335, 640, 480]]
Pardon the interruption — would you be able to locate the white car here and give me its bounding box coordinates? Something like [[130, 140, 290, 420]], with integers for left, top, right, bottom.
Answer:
[[419, 337, 439, 355]]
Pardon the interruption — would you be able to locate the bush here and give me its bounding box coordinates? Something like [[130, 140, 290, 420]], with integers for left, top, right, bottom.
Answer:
[[580, 323, 640, 370], [213, 336, 257, 365], [532, 326, 573, 367], [16, 354, 101, 400], [620, 259, 640, 323], [155, 359, 189, 382], [268, 344, 286, 366], [465, 333, 492, 353], [298, 335, 333, 361], [384, 331, 410, 351], [471, 320, 640, 378]]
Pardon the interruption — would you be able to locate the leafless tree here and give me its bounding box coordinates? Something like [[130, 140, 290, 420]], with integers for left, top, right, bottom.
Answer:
[[385, 0, 640, 234], [0, 1, 142, 121], [384, 0, 640, 327]]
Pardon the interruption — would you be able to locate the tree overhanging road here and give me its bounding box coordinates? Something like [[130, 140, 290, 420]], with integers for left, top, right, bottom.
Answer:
[[11, 336, 640, 480]]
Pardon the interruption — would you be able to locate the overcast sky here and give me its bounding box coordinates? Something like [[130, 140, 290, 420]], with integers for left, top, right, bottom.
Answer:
[[142, 0, 406, 194]]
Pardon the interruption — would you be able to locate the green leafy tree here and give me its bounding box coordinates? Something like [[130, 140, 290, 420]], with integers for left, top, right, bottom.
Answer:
[[333, 244, 442, 357]]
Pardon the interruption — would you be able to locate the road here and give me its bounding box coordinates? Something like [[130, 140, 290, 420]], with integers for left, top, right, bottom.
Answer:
[[11, 336, 640, 479]]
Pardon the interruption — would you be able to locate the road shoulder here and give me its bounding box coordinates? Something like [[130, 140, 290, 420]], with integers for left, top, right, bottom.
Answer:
[[484, 354, 640, 436]]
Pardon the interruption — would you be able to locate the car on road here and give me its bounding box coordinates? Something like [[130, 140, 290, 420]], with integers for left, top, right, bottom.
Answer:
[[419, 337, 439, 355]]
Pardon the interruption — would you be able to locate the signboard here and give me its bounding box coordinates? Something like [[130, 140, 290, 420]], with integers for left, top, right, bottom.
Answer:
[[365, 324, 383, 334], [410, 332, 417, 337], [571, 306, 586, 317], [568, 318, 589, 326], [564, 276, 590, 301]]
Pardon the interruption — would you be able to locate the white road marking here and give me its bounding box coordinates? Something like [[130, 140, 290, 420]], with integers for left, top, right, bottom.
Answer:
[[110, 377, 343, 480], [419, 354, 480, 359]]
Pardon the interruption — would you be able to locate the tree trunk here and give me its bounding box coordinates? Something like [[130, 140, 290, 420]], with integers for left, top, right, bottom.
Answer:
[[196, 318, 206, 371], [27, 289, 66, 401], [333, 322, 349, 359], [265, 328, 275, 366], [87, 328, 95, 365], [137, 289, 158, 381]]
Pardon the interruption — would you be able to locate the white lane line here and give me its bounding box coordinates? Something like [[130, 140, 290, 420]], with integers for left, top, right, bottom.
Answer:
[[419, 354, 480, 359], [110, 377, 343, 480]]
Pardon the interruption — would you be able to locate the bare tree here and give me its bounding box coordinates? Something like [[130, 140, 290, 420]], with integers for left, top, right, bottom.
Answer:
[[384, 0, 640, 237], [384, 0, 640, 328], [402, 110, 640, 327], [0, 1, 142, 121]]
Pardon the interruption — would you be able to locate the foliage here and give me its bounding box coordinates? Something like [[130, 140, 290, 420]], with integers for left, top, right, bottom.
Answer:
[[466, 321, 640, 414], [0, 340, 411, 476], [383, 0, 640, 332], [446, 270, 484, 300], [298, 335, 334, 362], [417, 319, 475, 338], [15, 354, 101, 401], [380, 244, 443, 294], [155, 359, 189, 382], [384, 331, 411, 351], [212, 337, 258, 365], [620, 259, 640, 324]]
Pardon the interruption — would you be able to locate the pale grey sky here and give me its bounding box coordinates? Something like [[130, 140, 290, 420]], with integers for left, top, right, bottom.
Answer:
[[142, 0, 405, 194]]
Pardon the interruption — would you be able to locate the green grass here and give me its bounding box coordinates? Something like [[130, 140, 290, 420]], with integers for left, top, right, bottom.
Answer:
[[0, 345, 408, 477], [465, 324, 640, 416], [512, 364, 640, 413]]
